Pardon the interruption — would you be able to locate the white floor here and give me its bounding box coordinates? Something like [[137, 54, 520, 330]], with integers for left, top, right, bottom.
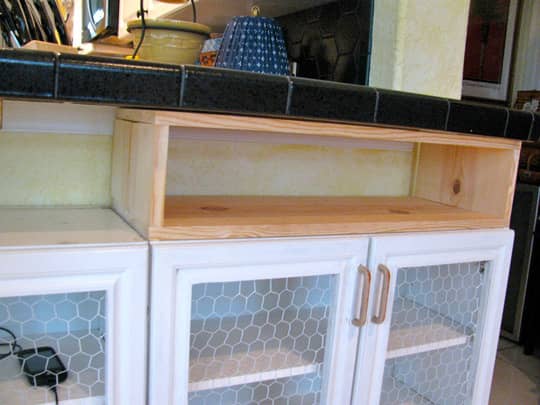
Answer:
[[489, 338, 540, 405]]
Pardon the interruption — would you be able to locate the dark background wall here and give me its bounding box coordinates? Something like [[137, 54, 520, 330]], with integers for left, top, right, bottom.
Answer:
[[277, 0, 373, 85]]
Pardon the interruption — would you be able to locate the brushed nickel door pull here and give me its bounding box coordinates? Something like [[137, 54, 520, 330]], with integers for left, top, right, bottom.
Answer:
[[372, 264, 391, 324], [352, 265, 371, 327]]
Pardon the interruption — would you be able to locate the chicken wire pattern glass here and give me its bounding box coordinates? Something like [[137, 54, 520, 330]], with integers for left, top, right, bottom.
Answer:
[[188, 275, 335, 404], [0, 291, 106, 405], [381, 262, 486, 405]]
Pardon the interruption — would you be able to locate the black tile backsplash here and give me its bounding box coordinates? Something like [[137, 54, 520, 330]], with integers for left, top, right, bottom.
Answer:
[[506, 110, 534, 140], [181, 66, 289, 115], [0, 50, 56, 98], [0, 52, 531, 142], [57, 55, 181, 107], [447, 102, 508, 137], [376, 90, 449, 131], [278, 0, 372, 85], [289, 77, 376, 122]]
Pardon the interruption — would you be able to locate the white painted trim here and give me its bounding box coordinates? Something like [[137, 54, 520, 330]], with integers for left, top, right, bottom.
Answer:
[[1, 100, 115, 135], [462, 0, 519, 101]]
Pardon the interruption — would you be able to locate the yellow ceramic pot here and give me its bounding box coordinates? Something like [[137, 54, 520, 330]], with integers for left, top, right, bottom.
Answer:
[[127, 19, 211, 65]]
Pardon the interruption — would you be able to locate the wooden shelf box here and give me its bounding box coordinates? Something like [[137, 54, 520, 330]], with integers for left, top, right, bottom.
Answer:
[[112, 109, 521, 240]]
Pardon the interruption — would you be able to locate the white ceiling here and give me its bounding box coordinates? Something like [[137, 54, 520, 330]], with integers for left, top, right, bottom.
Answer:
[[165, 0, 335, 31]]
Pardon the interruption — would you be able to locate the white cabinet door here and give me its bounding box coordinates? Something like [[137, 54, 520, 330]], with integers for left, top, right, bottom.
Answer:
[[352, 230, 513, 405], [149, 237, 369, 405], [0, 244, 148, 405]]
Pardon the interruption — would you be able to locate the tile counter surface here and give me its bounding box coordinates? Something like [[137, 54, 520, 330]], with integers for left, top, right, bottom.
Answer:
[[1, 49, 538, 141]]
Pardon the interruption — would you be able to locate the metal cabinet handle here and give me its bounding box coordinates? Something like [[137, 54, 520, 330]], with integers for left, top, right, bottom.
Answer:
[[372, 264, 391, 324], [352, 265, 371, 327]]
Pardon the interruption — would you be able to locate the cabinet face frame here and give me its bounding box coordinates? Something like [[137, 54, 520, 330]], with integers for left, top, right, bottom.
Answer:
[[352, 229, 514, 405], [149, 237, 369, 405], [0, 245, 148, 405]]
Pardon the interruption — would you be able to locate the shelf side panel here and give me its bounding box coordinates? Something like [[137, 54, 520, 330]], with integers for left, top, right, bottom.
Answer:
[[413, 144, 520, 225], [112, 119, 169, 237]]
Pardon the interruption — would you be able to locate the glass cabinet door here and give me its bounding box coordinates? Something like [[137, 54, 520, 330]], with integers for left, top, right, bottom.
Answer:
[[380, 261, 487, 405], [360, 231, 513, 405], [150, 238, 369, 405]]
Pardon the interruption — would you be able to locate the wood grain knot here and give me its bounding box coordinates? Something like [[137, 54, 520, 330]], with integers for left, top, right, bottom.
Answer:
[[453, 180, 461, 194], [388, 209, 410, 215], [200, 206, 229, 212]]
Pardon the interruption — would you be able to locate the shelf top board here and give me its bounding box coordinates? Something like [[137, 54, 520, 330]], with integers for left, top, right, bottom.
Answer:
[[0, 207, 144, 248], [117, 110, 521, 151], [149, 196, 507, 240]]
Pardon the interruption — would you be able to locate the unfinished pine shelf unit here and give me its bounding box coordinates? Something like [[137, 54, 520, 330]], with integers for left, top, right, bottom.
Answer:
[[112, 109, 521, 240]]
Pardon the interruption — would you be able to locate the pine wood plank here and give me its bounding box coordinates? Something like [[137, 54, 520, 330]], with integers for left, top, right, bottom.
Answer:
[[113, 111, 520, 240], [146, 196, 506, 240], [414, 144, 520, 226], [116, 110, 521, 151], [0, 207, 143, 247], [111, 119, 169, 237]]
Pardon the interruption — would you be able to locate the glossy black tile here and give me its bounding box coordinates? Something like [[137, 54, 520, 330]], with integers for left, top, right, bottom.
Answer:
[[57, 55, 181, 106], [288, 77, 376, 122], [277, 0, 372, 85], [447, 102, 508, 137], [0, 50, 56, 98], [181, 66, 289, 115], [376, 90, 449, 130], [531, 114, 540, 142], [506, 110, 534, 140]]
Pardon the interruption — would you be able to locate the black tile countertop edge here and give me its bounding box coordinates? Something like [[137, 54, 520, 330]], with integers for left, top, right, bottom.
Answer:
[[1, 49, 538, 140]]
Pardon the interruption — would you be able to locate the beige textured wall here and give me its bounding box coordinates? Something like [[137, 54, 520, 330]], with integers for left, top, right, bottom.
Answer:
[[0, 130, 413, 207], [167, 139, 413, 196], [0, 132, 111, 206], [370, 0, 471, 99]]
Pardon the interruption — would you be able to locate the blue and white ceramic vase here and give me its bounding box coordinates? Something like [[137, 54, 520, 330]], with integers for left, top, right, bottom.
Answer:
[[216, 9, 289, 75]]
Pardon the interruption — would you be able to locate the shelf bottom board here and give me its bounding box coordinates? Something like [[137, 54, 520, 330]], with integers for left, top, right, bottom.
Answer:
[[189, 347, 318, 392], [152, 196, 505, 240]]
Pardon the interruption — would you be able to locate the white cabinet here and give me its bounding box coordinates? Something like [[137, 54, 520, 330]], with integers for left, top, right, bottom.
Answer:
[[149, 230, 513, 405], [148, 237, 369, 405], [0, 208, 148, 405], [353, 230, 514, 405]]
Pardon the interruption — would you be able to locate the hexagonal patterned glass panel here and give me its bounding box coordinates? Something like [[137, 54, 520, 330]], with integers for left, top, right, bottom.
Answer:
[[0, 291, 106, 405], [188, 275, 336, 403], [189, 371, 322, 405], [380, 262, 487, 405]]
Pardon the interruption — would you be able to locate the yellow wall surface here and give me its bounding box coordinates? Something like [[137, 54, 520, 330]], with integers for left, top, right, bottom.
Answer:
[[370, 0, 471, 99], [0, 132, 111, 206], [167, 139, 413, 196]]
